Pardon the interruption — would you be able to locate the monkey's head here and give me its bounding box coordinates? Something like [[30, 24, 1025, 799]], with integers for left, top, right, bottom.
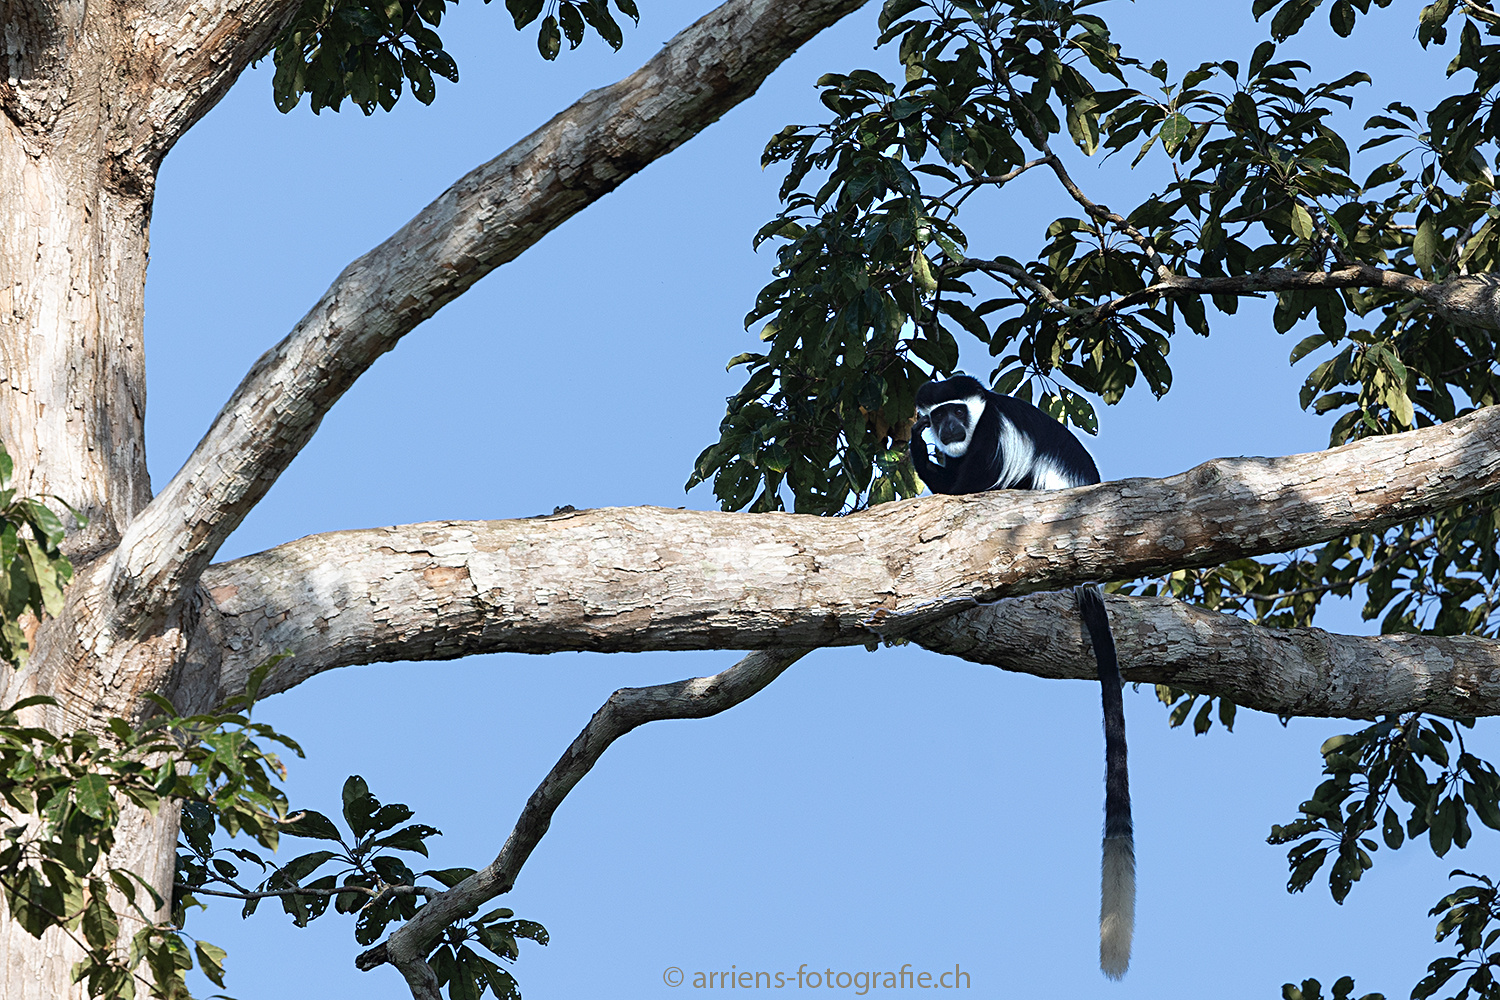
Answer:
[[914, 375, 988, 465]]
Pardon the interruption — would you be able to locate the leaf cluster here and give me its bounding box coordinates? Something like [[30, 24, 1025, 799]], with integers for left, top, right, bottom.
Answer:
[[1282, 976, 1385, 1000], [266, 0, 638, 113], [1417, 870, 1500, 1000], [1117, 500, 1499, 639], [176, 772, 546, 1000], [0, 442, 84, 669], [1268, 716, 1500, 905], [1278, 867, 1500, 1000], [1150, 680, 1236, 736], [694, 0, 1153, 514], [0, 660, 300, 999], [1267, 714, 1500, 1000]]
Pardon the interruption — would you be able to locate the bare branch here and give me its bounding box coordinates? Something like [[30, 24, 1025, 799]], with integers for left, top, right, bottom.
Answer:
[[963, 256, 1500, 336], [936, 155, 1053, 209], [962, 256, 1072, 310], [917, 592, 1500, 719], [355, 647, 807, 979], [106, 0, 873, 631], [1090, 264, 1434, 322], [178, 882, 438, 902], [194, 406, 1500, 711], [1463, 0, 1500, 26]]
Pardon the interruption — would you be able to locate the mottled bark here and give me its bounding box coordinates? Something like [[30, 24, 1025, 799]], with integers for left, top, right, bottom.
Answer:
[[0, 120, 152, 556], [107, 0, 874, 626], [192, 404, 1500, 705], [918, 592, 1500, 719]]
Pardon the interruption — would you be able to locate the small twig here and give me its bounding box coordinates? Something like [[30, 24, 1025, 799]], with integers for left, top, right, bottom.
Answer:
[[1462, 0, 1500, 25], [176, 882, 439, 902], [961, 257, 1074, 311], [936, 156, 1054, 209], [1441, 355, 1499, 380]]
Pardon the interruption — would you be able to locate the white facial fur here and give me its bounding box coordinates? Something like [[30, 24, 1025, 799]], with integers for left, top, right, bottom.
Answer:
[[917, 395, 987, 458]]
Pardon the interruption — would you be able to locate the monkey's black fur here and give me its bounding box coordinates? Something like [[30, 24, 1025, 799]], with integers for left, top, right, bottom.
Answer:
[[910, 374, 1134, 980]]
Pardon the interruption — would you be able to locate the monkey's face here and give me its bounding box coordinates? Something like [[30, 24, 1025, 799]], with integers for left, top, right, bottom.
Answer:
[[916, 396, 986, 464]]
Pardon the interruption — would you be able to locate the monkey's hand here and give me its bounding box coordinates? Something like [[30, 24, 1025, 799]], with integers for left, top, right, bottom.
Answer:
[[911, 415, 946, 467]]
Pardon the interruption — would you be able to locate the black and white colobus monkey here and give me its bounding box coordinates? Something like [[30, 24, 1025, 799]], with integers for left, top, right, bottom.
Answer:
[[910, 374, 1133, 980]]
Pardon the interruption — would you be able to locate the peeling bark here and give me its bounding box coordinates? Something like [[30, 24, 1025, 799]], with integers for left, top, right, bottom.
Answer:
[[0, 118, 153, 554]]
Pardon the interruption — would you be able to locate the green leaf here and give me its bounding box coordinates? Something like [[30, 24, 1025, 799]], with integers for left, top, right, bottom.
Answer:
[[370, 823, 441, 856], [81, 883, 119, 951], [72, 773, 111, 819], [912, 252, 937, 293], [1290, 332, 1336, 364], [1330, 0, 1355, 36], [283, 809, 344, 841], [195, 940, 228, 988], [537, 14, 561, 59], [1413, 217, 1439, 271], [1385, 387, 1414, 428], [1290, 204, 1315, 241], [1159, 112, 1191, 153]]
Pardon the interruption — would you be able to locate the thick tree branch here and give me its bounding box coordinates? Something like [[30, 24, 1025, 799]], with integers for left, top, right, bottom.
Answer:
[[354, 647, 806, 980], [918, 592, 1500, 719], [107, 0, 872, 631], [193, 407, 1500, 710]]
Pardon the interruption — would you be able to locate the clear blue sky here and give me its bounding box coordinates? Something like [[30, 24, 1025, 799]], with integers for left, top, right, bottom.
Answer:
[[142, 1, 1494, 997]]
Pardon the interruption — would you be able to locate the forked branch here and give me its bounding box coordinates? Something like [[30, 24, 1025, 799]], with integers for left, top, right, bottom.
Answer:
[[106, 0, 873, 631]]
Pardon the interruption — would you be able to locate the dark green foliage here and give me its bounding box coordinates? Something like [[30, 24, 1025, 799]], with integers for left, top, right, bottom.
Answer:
[[1268, 716, 1500, 1000], [1414, 871, 1500, 1000], [0, 659, 544, 1000], [700, 0, 1500, 648], [692, 0, 1158, 514], [0, 659, 301, 999], [266, 0, 639, 113], [178, 771, 546, 999], [1281, 976, 1385, 1000], [1268, 716, 1500, 903], [1151, 680, 1236, 736], [0, 441, 84, 668]]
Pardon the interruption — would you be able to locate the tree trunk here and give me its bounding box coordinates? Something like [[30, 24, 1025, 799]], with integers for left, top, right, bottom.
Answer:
[[0, 116, 152, 555], [0, 93, 175, 1000]]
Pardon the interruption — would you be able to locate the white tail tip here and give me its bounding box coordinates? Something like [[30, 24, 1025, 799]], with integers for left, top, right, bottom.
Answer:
[[1100, 835, 1135, 979]]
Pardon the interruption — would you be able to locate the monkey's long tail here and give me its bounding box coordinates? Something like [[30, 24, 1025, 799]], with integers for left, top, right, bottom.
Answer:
[[1078, 584, 1133, 980]]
